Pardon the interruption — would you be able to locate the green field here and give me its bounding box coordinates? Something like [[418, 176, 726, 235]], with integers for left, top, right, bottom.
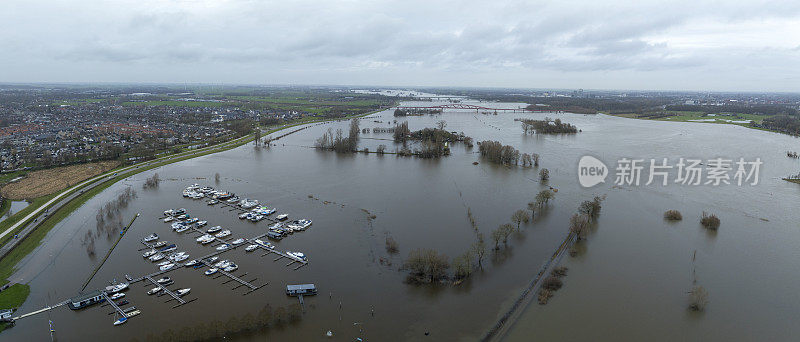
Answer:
[[612, 111, 772, 129], [0, 283, 29, 331]]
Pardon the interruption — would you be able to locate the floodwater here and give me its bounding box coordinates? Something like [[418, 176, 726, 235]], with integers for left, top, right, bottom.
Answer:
[[0, 200, 29, 224], [4, 98, 800, 342]]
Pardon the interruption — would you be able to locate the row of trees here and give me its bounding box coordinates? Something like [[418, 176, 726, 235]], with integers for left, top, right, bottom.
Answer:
[[83, 187, 138, 255], [477, 140, 520, 165], [143, 173, 160, 190], [393, 108, 442, 117], [569, 195, 606, 240], [314, 119, 360, 153], [520, 118, 578, 134]]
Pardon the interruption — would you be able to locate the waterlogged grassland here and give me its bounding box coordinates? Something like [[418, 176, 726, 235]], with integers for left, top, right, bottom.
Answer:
[[612, 111, 772, 128]]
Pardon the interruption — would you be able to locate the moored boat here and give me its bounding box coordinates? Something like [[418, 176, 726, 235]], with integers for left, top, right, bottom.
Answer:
[[176, 288, 191, 296], [113, 317, 128, 326], [143, 233, 159, 242], [231, 238, 245, 245], [276, 214, 289, 221], [245, 244, 258, 252], [215, 230, 231, 238], [147, 287, 162, 295], [159, 263, 175, 271], [109, 293, 125, 300], [207, 226, 222, 234], [216, 244, 230, 251]]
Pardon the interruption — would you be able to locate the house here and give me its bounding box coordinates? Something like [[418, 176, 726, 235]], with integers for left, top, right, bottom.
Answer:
[[286, 284, 317, 296], [67, 290, 105, 310]]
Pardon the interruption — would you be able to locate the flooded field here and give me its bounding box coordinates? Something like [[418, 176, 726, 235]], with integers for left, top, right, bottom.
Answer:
[[4, 99, 800, 341]]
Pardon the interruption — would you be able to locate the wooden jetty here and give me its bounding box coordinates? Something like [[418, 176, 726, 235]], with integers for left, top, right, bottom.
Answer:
[[144, 275, 187, 306]]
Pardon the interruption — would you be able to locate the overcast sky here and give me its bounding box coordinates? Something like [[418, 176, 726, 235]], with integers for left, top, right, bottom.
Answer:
[[1, 0, 799, 91]]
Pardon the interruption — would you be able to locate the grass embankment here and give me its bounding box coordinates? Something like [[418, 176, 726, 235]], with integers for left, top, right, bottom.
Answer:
[[783, 178, 800, 184], [0, 161, 119, 200], [0, 283, 30, 331], [0, 200, 9, 219]]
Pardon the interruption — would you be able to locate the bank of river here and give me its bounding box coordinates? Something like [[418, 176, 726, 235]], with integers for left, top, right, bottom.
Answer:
[[3, 99, 800, 341]]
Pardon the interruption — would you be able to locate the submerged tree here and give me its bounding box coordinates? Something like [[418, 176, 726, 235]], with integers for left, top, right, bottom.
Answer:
[[579, 195, 606, 221], [402, 248, 450, 284], [539, 168, 550, 181], [569, 213, 590, 240], [688, 285, 709, 311], [511, 209, 530, 230], [536, 189, 554, 207]]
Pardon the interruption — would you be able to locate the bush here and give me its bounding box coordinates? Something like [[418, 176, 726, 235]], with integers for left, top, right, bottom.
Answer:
[[700, 212, 720, 230], [664, 210, 683, 221], [542, 276, 563, 291], [688, 286, 709, 311]]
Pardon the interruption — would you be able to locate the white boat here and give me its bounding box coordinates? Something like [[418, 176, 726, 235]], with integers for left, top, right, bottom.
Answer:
[[231, 238, 245, 245], [268, 223, 282, 230], [223, 264, 238, 272], [147, 287, 162, 295], [175, 225, 190, 233], [109, 293, 125, 300], [245, 245, 258, 252], [171, 222, 184, 230], [215, 230, 231, 238], [153, 241, 168, 248], [108, 283, 129, 292], [157, 277, 171, 284], [127, 310, 141, 317], [288, 219, 312, 231], [207, 226, 222, 234], [207, 199, 219, 205], [163, 216, 174, 222], [205, 268, 218, 275], [164, 209, 175, 216], [216, 244, 230, 251], [175, 288, 191, 296], [159, 263, 175, 271], [276, 214, 289, 221], [286, 252, 307, 261], [113, 317, 128, 326], [149, 253, 164, 262], [185, 260, 198, 267], [206, 256, 219, 263], [157, 261, 172, 266], [214, 259, 231, 267], [142, 249, 157, 258], [201, 237, 216, 245], [143, 233, 159, 242], [196, 234, 213, 242], [173, 254, 189, 262], [197, 220, 208, 227], [238, 213, 249, 219]]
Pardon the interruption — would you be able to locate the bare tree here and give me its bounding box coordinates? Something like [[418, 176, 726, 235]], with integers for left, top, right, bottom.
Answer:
[[436, 120, 447, 130], [579, 195, 606, 221], [511, 209, 530, 230], [532, 153, 540, 166], [215, 172, 221, 184], [539, 168, 550, 181], [471, 233, 486, 267], [688, 286, 709, 311], [569, 214, 590, 240], [536, 189, 554, 207], [499, 223, 514, 245]]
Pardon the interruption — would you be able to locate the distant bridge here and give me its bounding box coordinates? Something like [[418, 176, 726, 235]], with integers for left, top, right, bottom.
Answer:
[[395, 104, 552, 112]]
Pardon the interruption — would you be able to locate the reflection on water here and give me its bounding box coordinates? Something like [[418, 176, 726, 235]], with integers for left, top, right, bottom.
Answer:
[[4, 102, 800, 341]]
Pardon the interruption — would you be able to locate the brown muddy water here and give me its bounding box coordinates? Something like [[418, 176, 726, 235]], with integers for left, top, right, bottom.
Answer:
[[4, 100, 800, 341]]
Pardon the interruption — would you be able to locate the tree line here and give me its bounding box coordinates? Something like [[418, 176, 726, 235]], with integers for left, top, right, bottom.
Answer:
[[314, 119, 360, 153], [520, 118, 578, 134]]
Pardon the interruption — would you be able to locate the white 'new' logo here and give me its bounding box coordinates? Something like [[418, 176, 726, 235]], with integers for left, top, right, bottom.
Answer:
[[578, 156, 607, 187]]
